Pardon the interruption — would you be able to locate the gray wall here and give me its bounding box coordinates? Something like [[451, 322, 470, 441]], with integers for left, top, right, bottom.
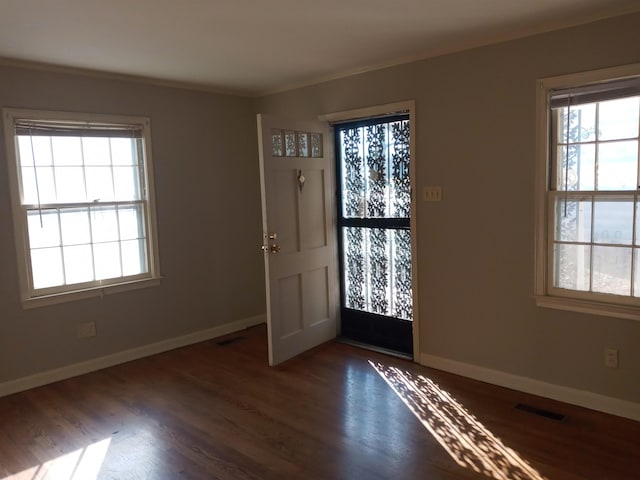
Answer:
[[1, 12, 639, 406], [256, 12, 640, 403], [0, 67, 265, 383]]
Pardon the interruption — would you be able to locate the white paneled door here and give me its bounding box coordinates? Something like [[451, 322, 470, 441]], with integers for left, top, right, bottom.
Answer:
[[257, 115, 338, 365]]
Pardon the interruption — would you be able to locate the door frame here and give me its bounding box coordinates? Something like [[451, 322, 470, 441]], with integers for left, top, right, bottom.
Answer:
[[319, 100, 420, 359]]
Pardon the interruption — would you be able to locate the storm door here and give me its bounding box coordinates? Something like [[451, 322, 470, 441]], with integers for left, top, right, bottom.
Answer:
[[336, 114, 413, 356]]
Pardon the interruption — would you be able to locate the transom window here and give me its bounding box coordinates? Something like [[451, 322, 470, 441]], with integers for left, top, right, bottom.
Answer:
[[536, 65, 640, 319], [3, 109, 161, 307]]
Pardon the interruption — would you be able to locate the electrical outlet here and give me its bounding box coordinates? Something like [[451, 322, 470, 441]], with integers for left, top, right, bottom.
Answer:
[[604, 348, 618, 368], [423, 186, 442, 202], [76, 321, 96, 338]]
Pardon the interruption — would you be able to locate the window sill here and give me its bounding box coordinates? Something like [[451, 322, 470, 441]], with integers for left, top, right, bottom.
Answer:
[[535, 295, 640, 322], [22, 277, 162, 309]]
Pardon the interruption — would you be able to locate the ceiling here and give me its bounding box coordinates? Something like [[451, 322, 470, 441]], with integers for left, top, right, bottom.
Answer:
[[0, 0, 638, 96]]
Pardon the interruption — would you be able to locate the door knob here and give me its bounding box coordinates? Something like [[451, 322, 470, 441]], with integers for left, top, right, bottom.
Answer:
[[261, 244, 281, 253]]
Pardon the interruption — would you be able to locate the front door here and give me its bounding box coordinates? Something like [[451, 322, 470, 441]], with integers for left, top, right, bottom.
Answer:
[[335, 115, 413, 355], [257, 114, 338, 366]]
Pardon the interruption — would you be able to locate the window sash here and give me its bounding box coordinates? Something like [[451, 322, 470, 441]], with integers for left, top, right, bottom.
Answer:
[[549, 77, 640, 108], [3, 108, 160, 305], [547, 191, 640, 302], [21, 202, 152, 296], [545, 78, 640, 306]]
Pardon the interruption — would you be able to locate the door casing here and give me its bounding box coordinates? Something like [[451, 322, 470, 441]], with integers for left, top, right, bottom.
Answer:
[[319, 100, 420, 358]]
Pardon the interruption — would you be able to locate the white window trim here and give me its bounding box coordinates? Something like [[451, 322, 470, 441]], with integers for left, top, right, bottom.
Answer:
[[534, 63, 640, 321], [3, 108, 162, 308]]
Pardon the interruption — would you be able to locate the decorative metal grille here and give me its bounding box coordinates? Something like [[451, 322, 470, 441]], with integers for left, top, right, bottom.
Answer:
[[393, 229, 412, 319], [345, 227, 365, 310], [366, 124, 387, 217], [338, 115, 412, 321], [369, 228, 389, 313], [343, 128, 364, 217], [391, 120, 411, 218]]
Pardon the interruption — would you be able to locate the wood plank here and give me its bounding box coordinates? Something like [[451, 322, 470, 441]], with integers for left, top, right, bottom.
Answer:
[[0, 325, 638, 479]]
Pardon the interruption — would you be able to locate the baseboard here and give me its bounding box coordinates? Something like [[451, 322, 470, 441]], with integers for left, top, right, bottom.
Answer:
[[420, 353, 640, 422], [0, 314, 266, 398]]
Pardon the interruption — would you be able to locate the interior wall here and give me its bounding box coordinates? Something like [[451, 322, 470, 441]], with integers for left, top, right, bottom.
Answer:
[[255, 12, 640, 403], [0, 66, 265, 384]]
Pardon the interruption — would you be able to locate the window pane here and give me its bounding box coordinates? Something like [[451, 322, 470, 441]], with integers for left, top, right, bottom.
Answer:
[[593, 198, 633, 245], [271, 129, 283, 157], [93, 242, 121, 280], [554, 243, 591, 291], [60, 208, 91, 245], [122, 239, 147, 276], [55, 166, 86, 203], [599, 97, 640, 141], [35, 166, 57, 203], [113, 166, 141, 201], [31, 136, 53, 166], [52, 137, 82, 166], [118, 205, 143, 240], [63, 245, 94, 284], [555, 197, 592, 242], [85, 166, 114, 202], [592, 245, 631, 295], [284, 130, 297, 157], [17, 136, 34, 167], [82, 137, 111, 165], [111, 138, 138, 165], [556, 144, 595, 191], [597, 141, 638, 190], [91, 207, 119, 243], [21, 167, 38, 204], [31, 247, 64, 289], [559, 103, 597, 144], [27, 210, 60, 248]]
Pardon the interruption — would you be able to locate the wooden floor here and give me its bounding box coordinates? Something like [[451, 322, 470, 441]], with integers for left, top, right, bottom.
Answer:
[[0, 325, 638, 480]]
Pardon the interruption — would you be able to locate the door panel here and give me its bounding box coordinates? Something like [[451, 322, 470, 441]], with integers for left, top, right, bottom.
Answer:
[[257, 114, 338, 366], [300, 169, 327, 250]]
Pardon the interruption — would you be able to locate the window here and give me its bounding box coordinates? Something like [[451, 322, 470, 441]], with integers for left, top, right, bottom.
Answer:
[[3, 109, 161, 308], [535, 64, 640, 319]]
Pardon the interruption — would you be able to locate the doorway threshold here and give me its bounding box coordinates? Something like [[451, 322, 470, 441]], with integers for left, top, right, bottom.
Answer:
[[337, 337, 413, 361]]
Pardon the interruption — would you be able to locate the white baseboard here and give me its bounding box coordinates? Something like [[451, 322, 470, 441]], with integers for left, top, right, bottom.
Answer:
[[0, 314, 266, 398], [420, 353, 640, 422]]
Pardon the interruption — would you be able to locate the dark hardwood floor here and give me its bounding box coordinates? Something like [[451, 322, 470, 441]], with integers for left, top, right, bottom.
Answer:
[[0, 324, 638, 479]]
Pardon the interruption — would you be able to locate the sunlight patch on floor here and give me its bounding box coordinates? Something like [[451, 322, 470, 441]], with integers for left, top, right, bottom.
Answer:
[[2, 438, 111, 480], [370, 361, 547, 480]]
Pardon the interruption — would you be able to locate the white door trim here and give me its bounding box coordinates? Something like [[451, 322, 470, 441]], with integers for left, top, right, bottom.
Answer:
[[318, 100, 420, 360]]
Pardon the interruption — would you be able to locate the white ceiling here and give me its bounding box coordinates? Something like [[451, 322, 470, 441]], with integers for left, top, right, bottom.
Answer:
[[0, 0, 638, 96]]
